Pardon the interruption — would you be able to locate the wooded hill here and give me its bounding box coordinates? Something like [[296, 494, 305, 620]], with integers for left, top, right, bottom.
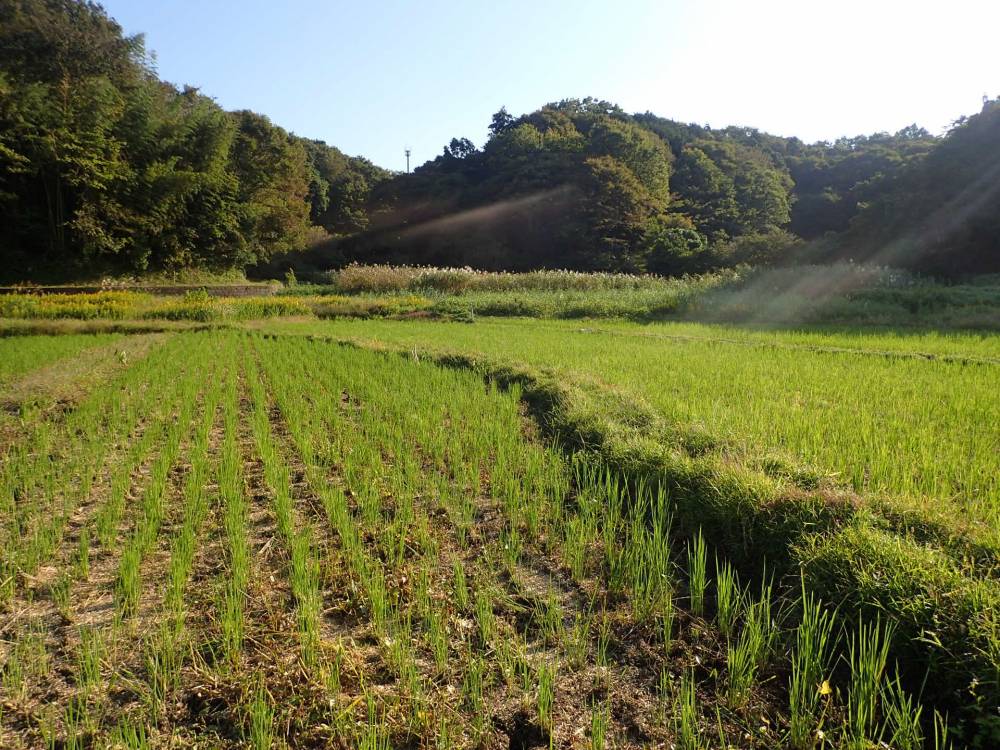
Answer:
[[1, 0, 997, 281], [337, 100, 997, 279], [0, 0, 389, 280]]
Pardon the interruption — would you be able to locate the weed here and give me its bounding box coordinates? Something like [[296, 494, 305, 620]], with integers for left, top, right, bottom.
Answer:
[[675, 670, 704, 750], [76, 626, 103, 691], [590, 700, 610, 749], [714, 557, 741, 639], [73, 528, 89, 579], [247, 679, 276, 750]]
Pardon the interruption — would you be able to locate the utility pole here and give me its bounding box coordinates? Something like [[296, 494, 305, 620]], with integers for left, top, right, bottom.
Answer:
[[405, 148, 411, 173]]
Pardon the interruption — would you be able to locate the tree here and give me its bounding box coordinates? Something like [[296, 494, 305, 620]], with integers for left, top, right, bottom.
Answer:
[[0, 0, 145, 87], [122, 84, 243, 270], [300, 138, 390, 236], [229, 110, 312, 264], [353, 101, 674, 272], [644, 226, 710, 276], [445, 137, 476, 159], [4, 3, 994, 280], [586, 116, 671, 205], [671, 144, 741, 240], [0, 0, 144, 271], [671, 139, 792, 239], [0, 0, 380, 279], [487, 107, 514, 138], [576, 156, 660, 271], [841, 98, 1000, 276], [718, 228, 801, 267]]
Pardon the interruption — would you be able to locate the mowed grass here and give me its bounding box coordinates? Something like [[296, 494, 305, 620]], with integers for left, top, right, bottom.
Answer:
[[259, 317, 1000, 526], [0, 329, 956, 748]]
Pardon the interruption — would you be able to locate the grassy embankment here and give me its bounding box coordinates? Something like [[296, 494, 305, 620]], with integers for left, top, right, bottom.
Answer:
[[287, 263, 1000, 329]]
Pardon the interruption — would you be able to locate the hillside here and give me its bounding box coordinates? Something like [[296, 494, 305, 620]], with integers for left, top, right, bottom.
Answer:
[[324, 100, 997, 279], [1, 0, 997, 282], [0, 0, 388, 281]]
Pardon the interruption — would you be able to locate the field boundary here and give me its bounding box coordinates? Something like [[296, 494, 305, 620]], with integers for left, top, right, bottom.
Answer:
[[0, 285, 280, 297], [0, 320, 232, 337]]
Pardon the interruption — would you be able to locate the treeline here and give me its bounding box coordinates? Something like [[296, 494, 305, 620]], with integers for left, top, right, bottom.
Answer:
[[832, 99, 1000, 277], [0, 0, 387, 281], [334, 99, 997, 278], [2, 1, 997, 281]]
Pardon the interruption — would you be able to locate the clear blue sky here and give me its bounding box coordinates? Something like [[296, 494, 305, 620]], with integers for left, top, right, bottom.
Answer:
[[102, 0, 998, 172]]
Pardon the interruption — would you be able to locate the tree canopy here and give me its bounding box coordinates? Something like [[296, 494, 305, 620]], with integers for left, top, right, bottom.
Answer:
[[830, 100, 1000, 276], [0, 0, 387, 280], [1, 0, 996, 280], [347, 103, 995, 278], [347, 98, 678, 272]]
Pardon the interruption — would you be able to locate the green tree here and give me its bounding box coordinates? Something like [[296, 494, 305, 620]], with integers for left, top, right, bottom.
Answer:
[[0, 0, 143, 271], [0, 0, 374, 279], [576, 155, 660, 271], [300, 138, 390, 236], [229, 110, 312, 264], [842, 99, 1000, 276], [487, 106, 515, 138], [643, 226, 710, 276], [672, 139, 791, 239], [445, 137, 476, 159]]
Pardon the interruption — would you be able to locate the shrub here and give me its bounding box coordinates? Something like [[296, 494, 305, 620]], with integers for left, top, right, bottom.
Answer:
[[311, 295, 433, 319], [717, 229, 803, 267], [325, 263, 742, 294]]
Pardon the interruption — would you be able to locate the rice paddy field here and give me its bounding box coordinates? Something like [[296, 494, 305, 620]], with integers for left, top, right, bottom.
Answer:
[[263, 317, 1000, 528], [1, 294, 999, 748], [0, 335, 124, 385]]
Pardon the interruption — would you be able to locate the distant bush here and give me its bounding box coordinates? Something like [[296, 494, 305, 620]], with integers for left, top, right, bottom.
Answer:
[[716, 228, 803, 267], [690, 263, 921, 323], [429, 298, 475, 323], [438, 288, 713, 320], [644, 227, 711, 276], [232, 298, 311, 319], [311, 294, 434, 319], [145, 296, 311, 322], [147, 300, 217, 322], [685, 263, 951, 325]]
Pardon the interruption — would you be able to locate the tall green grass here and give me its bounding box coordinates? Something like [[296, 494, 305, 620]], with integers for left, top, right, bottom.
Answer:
[[316, 263, 739, 295], [284, 316, 1000, 523]]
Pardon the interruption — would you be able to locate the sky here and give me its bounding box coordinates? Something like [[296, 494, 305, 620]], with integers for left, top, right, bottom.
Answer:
[[102, 0, 999, 172]]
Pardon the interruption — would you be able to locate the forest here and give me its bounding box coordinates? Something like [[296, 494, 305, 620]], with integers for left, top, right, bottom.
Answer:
[[1, 0, 998, 281], [0, 0, 388, 279]]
